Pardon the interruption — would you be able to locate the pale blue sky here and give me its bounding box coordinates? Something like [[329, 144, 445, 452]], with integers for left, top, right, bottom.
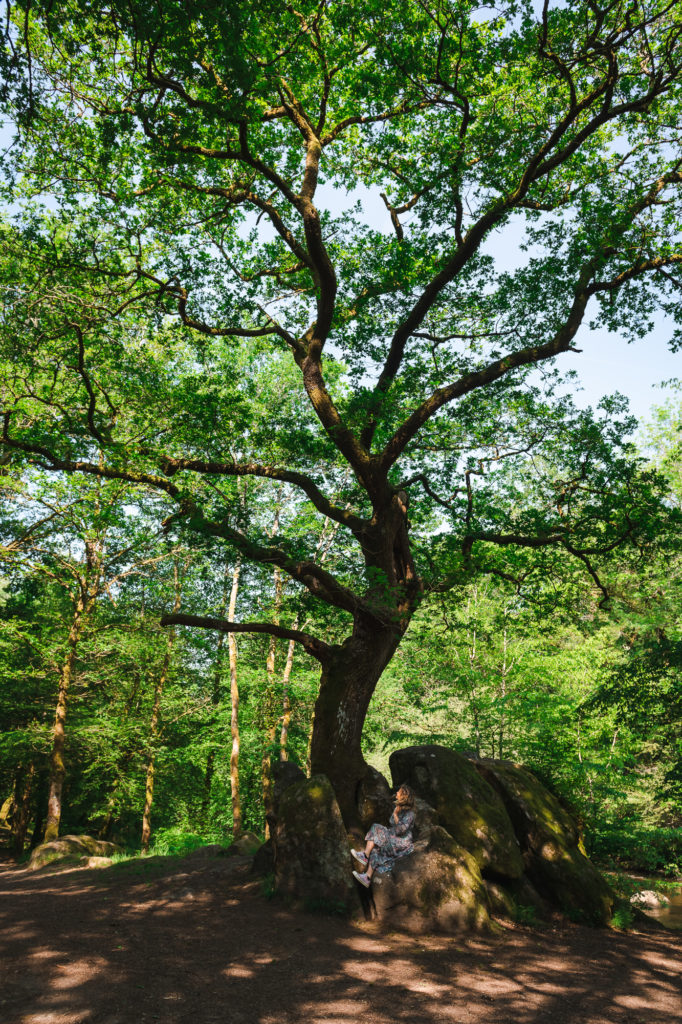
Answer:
[[320, 181, 681, 428], [3, 122, 678, 430]]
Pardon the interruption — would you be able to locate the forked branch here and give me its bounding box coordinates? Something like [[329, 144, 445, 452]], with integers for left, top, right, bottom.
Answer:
[[160, 612, 332, 663]]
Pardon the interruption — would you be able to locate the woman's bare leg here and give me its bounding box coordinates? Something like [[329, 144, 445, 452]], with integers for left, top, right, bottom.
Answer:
[[364, 840, 375, 858]]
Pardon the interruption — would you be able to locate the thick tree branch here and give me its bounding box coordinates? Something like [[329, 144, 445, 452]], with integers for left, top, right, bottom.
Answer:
[[361, 55, 681, 450], [186, 508, 387, 623], [158, 456, 368, 535], [0, 418, 181, 498], [379, 285, 590, 471], [160, 612, 331, 663]]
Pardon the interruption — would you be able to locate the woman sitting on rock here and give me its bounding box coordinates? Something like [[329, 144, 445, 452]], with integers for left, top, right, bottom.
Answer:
[[351, 784, 416, 887]]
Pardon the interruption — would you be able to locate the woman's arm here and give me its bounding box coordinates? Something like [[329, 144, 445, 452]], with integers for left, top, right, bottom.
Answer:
[[391, 810, 415, 836]]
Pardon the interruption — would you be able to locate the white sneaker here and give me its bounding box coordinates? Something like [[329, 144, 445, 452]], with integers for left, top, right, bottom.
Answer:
[[351, 848, 368, 866], [352, 870, 371, 888]]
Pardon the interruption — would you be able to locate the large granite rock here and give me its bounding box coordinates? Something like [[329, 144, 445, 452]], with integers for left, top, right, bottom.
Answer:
[[272, 760, 306, 810], [227, 831, 261, 857], [357, 766, 394, 831], [371, 826, 491, 933], [273, 774, 358, 914], [28, 835, 120, 871], [475, 760, 613, 925], [389, 745, 523, 879], [253, 760, 306, 877]]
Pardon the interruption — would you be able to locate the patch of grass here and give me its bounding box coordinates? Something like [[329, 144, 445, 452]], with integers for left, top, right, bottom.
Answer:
[[512, 903, 538, 926], [260, 872, 276, 900], [610, 904, 635, 931], [149, 828, 208, 857], [88, 852, 183, 883]]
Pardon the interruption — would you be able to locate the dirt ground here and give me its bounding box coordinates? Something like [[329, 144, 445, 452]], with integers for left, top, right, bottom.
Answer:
[[2, 851, 681, 1024]]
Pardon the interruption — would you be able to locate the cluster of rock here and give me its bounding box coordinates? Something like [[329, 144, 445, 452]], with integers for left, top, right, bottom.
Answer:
[[260, 745, 613, 932], [27, 834, 120, 871], [630, 889, 670, 909]]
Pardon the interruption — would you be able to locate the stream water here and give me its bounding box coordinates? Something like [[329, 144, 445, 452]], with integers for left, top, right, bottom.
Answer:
[[642, 892, 682, 930]]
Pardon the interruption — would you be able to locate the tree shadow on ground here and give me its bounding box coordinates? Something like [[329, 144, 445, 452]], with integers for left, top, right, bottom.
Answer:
[[1, 855, 681, 1024]]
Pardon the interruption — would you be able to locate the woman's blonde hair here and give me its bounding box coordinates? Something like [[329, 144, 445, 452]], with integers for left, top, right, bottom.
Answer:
[[396, 783, 415, 808]]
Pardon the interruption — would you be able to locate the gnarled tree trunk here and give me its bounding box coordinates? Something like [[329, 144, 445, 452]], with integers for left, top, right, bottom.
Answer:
[[309, 617, 408, 825], [309, 493, 421, 824]]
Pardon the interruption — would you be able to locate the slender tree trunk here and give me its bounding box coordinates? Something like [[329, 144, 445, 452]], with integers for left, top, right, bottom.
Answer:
[[140, 651, 169, 853], [10, 764, 35, 856], [498, 627, 508, 761], [467, 614, 482, 759], [227, 558, 242, 838], [200, 565, 230, 828], [261, 566, 282, 837], [279, 633, 296, 761], [262, 722, 278, 840], [141, 561, 183, 853], [44, 535, 104, 843], [29, 770, 48, 848], [44, 594, 87, 842]]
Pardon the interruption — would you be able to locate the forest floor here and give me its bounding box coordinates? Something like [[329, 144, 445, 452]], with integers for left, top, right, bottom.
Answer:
[[2, 849, 681, 1024]]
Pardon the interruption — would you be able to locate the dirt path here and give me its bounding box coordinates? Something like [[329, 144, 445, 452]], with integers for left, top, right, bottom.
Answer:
[[2, 853, 681, 1024]]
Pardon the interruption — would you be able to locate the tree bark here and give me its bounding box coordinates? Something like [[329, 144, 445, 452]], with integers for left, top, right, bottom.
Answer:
[[140, 653, 168, 852], [227, 558, 242, 838], [44, 599, 85, 842], [44, 534, 104, 843], [10, 763, 35, 856], [307, 493, 420, 824], [261, 565, 283, 837], [200, 563, 230, 829], [141, 560, 183, 853], [279, 633, 296, 761], [309, 615, 406, 824]]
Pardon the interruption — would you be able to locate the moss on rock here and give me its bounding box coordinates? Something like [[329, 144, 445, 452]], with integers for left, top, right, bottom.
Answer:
[[372, 826, 491, 933], [274, 774, 358, 914], [357, 766, 394, 832], [28, 835, 120, 871], [475, 760, 613, 925], [228, 832, 262, 857], [389, 745, 523, 879]]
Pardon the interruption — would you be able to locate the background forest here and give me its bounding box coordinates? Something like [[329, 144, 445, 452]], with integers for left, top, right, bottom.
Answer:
[[1, 0, 682, 888], [2, 392, 681, 874]]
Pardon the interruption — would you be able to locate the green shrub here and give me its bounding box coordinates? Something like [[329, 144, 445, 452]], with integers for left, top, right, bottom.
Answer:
[[513, 904, 538, 926], [588, 825, 682, 876], [149, 827, 207, 857], [610, 904, 635, 931]]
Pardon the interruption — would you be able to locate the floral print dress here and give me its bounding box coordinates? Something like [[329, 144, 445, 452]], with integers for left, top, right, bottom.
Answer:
[[365, 808, 415, 874]]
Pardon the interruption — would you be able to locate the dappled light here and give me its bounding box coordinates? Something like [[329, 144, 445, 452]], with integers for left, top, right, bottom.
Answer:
[[2, 858, 681, 1024]]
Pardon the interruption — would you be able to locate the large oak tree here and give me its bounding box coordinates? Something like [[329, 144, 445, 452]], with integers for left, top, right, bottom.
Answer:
[[1, 0, 682, 820]]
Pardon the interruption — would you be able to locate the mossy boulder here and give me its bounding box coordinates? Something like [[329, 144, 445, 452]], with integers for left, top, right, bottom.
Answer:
[[389, 745, 523, 879], [371, 826, 491, 933], [252, 837, 275, 876], [272, 760, 306, 810], [228, 831, 262, 857], [81, 856, 113, 869], [475, 760, 613, 925], [28, 835, 120, 871], [357, 766, 394, 831], [273, 774, 358, 914]]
